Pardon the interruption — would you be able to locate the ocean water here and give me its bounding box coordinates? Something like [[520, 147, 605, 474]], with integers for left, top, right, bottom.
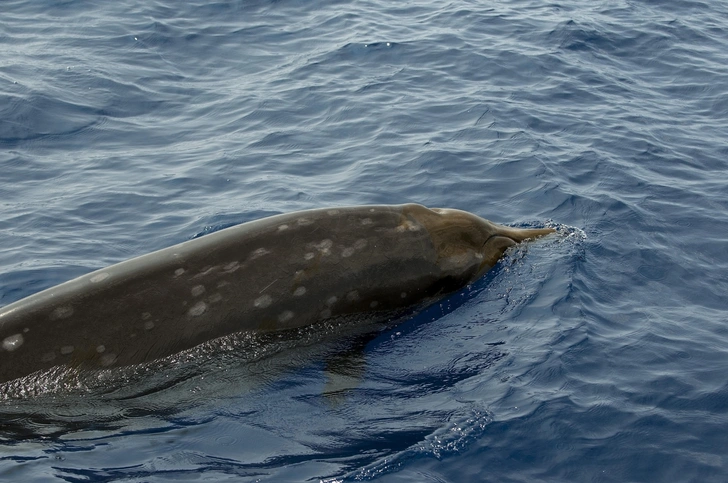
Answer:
[[1, 0, 727, 481]]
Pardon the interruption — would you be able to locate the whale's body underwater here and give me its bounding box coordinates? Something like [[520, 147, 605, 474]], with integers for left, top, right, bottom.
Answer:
[[0, 204, 554, 384]]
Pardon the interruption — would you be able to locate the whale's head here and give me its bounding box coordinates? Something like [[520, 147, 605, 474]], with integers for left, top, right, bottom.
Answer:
[[404, 204, 555, 284]]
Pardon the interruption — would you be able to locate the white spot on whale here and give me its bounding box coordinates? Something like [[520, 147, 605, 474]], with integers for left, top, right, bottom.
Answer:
[[297, 217, 313, 226], [320, 308, 332, 318], [51, 306, 74, 320], [309, 239, 332, 256], [326, 296, 338, 306], [96, 345, 106, 353], [198, 266, 215, 276], [174, 268, 185, 277], [278, 311, 294, 323], [342, 247, 355, 258], [90, 272, 110, 283], [42, 351, 56, 362], [60, 345, 75, 355], [144, 320, 155, 330], [254, 294, 273, 308], [191, 285, 206, 297], [360, 218, 373, 225], [208, 293, 223, 303], [188, 301, 207, 317], [346, 290, 360, 302], [304, 252, 315, 260], [250, 248, 270, 260], [278, 224, 289, 231], [293, 286, 306, 296], [327, 210, 340, 216], [100, 353, 117, 367], [141, 312, 152, 320], [370, 301, 379, 308], [395, 220, 421, 233], [224, 261, 240, 272], [2, 334, 23, 352], [401, 292, 407, 298], [354, 239, 368, 250]]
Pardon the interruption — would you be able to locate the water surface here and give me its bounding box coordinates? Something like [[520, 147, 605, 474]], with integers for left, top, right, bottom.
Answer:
[[1, 0, 727, 481]]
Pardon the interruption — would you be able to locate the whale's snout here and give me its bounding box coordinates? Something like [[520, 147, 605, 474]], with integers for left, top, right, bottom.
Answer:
[[496, 225, 556, 243], [478, 225, 555, 272]]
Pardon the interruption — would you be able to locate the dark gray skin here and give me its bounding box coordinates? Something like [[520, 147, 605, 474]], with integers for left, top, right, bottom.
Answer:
[[0, 204, 554, 384]]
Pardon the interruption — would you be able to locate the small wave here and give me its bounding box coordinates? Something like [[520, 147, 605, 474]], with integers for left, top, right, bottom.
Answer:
[[325, 408, 493, 482]]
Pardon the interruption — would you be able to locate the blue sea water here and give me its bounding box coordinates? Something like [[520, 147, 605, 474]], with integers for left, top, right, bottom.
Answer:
[[1, 0, 728, 481]]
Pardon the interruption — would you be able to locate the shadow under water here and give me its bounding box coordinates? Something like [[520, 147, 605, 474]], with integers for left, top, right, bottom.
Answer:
[[0, 306, 426, 441]]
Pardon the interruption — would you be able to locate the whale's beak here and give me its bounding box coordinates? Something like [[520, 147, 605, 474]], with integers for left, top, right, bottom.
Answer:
[[478, 224, 555, 273], [496, 225, 556, 243]]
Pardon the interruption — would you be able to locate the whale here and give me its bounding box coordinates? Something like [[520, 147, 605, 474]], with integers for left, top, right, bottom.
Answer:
[[0, 204, 554, 384]]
